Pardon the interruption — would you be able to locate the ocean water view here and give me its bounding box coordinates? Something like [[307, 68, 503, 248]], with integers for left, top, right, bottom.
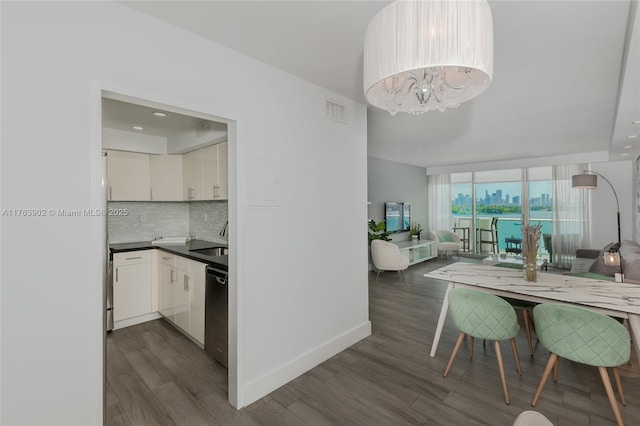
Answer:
[[454, 211, 552, 255]]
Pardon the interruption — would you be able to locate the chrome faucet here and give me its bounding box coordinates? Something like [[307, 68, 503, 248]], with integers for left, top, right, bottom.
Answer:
[[219, 220, 228, 237]]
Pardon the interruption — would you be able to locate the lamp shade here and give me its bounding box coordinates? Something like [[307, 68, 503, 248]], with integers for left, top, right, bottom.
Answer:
[[363, 0, 493, 115], [572, 174, 598, 189], [603, 251, 621, 267]]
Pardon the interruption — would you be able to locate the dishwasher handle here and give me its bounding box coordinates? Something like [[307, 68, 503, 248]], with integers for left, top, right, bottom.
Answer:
[[206, 266, 228, 286]]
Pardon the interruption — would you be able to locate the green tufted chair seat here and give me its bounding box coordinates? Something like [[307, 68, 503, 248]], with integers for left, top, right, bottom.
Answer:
[[444, 288, 522, 404], [531, 303, 631, 426], [449, 287, 520, 340]]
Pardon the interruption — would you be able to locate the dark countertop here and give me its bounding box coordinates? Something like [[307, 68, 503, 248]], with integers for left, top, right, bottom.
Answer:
[[110, 239, 228, 270]]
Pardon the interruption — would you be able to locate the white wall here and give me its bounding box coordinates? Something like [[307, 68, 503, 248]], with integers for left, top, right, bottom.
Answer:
[[367, 157, 429, 242], [0, 2, 370, 424], [590, 160, 634, 248]]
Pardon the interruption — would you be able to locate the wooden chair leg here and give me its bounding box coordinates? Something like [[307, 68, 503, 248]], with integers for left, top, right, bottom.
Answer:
[[598, 366, 625, 426], [612, 367, 626, 406], [376, 270, 381, 281], [470, 336, 474, 359], [510, 338, 522, 376], [444, 332, 466, 377], [494, 341, 510, 404], [532, 352, 558, 406], [400, 270, 405, 283], [523, 310, 534, 356], [553, 356, 559, 382]]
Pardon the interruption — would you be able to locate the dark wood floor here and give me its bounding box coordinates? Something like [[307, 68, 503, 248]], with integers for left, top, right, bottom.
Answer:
[[107, 257, 640, 425]]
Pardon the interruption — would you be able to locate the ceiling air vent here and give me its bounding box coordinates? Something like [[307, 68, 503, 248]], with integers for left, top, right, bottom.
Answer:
[[325, 99, 348, 124], [196, 120, 213, 137]]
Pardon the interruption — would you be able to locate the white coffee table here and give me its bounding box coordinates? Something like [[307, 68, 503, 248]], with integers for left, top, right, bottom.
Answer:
[[482, 254, 548, 270]]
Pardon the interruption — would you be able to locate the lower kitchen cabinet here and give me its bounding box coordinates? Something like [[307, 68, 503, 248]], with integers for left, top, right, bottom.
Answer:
[[158, 253, 178, 321], [175, 257, 207, 345], [113, 250, 153, 322], [188, 263, 206, 345], [114, 248, 208, 346]]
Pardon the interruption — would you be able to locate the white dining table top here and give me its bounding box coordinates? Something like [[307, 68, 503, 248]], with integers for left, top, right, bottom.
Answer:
[[424, 262, 640, 315]]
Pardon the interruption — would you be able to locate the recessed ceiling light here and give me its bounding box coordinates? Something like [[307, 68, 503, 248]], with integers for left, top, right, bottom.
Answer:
[[627, 135, 639, 139], [624, 145, 633, 149], [153, 112, 167, 117], [633, 120, 640, 125], [621, 153, 629, 156], [132, 126, 144, 130]]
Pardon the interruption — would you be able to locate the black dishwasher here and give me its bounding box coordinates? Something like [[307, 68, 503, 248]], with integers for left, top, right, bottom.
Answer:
[[205, 266, 228, 368]]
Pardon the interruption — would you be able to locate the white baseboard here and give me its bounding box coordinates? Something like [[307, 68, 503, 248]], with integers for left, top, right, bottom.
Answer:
[[242, 321, 372, 406], [113, 311, 161, 330]]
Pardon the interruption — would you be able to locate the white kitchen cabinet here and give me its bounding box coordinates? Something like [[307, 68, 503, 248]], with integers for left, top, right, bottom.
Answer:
[[183, 143, 228, 201], [183, 149, 203, 200], [158, 253, 178, 321], [150, 155, 184, 201], [215, 142, 228, 200], [113, 251, 153, 322], [157, 253, 207, 345], [106, 150, 150, 201], [174, 257, 207, 345], [188, 262, 206, 345]]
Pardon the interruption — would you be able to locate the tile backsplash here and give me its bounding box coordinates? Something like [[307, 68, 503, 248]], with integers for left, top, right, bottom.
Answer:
[[189, 201, 228, 244], [108, 201, 228, 244]]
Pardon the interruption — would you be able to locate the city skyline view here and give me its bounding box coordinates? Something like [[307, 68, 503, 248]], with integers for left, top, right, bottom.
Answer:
[[452, 181, 553, 208]]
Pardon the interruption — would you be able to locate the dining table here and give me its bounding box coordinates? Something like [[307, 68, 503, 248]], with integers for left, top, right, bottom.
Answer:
[[425, 262, 640, 358]]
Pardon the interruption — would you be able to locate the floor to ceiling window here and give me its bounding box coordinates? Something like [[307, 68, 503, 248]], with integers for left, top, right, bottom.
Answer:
[[527, 167, 553, 259], [451, 173, 472, 252], [451, 167, 553, 259]]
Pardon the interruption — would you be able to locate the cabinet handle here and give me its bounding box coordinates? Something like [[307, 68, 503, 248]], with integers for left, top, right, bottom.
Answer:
[[115, 267, 118, 282], [162, 256, 171, 260], [171, 269, 176, 283], [109, 186, 112, 200], [150, 188, 153, 201], [125, 256, 142, 260], [188, 187, 194, 200], [184, 275, 190, 291]]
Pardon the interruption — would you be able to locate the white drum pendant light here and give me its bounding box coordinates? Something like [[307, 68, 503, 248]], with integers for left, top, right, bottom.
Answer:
[[364, 0, 493, 115]]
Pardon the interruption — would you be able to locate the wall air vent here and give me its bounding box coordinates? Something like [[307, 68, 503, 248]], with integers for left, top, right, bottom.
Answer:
[[325, 99, 348, 124]]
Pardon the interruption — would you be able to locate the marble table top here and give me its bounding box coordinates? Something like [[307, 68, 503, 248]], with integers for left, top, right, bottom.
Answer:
[[424, 262, 640, 316]]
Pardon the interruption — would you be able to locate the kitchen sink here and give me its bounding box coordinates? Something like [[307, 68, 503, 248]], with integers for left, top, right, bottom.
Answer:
[[190, 247, 229, 256]]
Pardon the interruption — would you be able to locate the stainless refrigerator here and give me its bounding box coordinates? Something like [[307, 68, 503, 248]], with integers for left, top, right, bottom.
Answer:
[[103, 151, 114, 332]]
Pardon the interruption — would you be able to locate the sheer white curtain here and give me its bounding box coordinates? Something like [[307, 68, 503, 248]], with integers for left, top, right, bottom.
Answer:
[[552, 164, 590, 268], [428, 174, 452, 234]]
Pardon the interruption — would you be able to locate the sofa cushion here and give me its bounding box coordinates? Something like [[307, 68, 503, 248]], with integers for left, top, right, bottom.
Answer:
[[623, 257, 640, 282]]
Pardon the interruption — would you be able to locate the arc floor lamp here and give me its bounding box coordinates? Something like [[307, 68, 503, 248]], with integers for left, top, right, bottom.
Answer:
[[572, 171, 621, 244]]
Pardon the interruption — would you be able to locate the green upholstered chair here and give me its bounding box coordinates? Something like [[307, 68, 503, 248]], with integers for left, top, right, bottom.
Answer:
[[443, 288, 522, 404], [531, 304, 630, 426], [495, 262, 538, 356]]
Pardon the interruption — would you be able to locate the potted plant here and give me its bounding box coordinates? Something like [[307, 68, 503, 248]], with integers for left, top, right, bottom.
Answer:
[[368, 220, 391, 245], [410, 222, 423, 240]]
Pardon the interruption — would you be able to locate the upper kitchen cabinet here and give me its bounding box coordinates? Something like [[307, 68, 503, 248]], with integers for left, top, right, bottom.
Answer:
[[184, 142, 228, 201], [149, 154, 184, 201], [106, 150, 151, 201], [216, 142, 228, 200]]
